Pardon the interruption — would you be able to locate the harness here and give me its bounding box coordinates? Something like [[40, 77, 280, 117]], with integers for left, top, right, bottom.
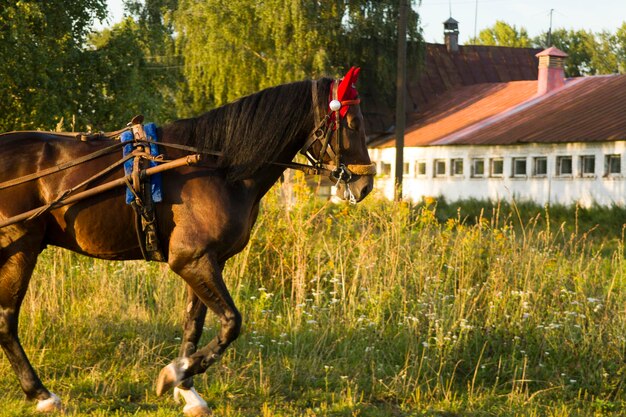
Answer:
[[0, 74, 377, 258], [122, 119, 165, 261]]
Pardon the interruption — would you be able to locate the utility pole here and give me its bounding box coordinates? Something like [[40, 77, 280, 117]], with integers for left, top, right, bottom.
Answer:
[[395, 0, 408, 201], [474, 0, 479, 41]]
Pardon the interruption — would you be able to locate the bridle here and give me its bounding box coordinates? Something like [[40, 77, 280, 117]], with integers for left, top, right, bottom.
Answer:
[[298, 79, 377, 183]]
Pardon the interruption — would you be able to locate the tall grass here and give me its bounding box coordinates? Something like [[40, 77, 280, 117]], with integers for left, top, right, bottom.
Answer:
[[1, 181, 625, 416]]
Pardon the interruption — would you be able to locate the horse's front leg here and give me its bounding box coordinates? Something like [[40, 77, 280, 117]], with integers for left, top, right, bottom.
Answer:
[[172, 285, 210, 416], [157, 252, 241, 403]]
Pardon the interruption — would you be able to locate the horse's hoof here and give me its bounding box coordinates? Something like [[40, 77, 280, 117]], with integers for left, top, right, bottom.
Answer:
[[157, 359, 190, 396], [156, 363, 179, 396], [184, 405, 211, 417], [36, 393, 62, 413], [174, 387, 210, 416]]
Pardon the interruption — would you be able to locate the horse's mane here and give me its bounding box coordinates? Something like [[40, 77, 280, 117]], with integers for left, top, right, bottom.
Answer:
[[164, 78, 332, 182]]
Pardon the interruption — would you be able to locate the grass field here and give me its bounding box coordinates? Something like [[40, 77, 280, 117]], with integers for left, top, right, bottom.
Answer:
[[1, 183, 625, 416]]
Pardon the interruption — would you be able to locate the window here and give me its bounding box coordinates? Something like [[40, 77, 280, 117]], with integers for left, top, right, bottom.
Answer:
[[579, 155, 595, 176], [451, 158, 464, 176], [471, 158, 485, 177], [380, 162, 392, 176], [416, 161, 427, 177], [605, 154, 621, 176], [512, 157, 527, 177], [533, 157, 547, 176], [434, 159, 446, 177], [403, 162, 410, 176], [556, 156, 573, 176], [490, 158, 504, 177]]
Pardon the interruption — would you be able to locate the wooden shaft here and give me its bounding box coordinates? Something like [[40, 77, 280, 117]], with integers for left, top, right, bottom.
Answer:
[[0, 154, 201, 229]]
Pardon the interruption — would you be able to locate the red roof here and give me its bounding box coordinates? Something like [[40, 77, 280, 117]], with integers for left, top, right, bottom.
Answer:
[[365, 43, 541, 137], [395, 81, 537, 147], [412, 43, 541, 108], [375, 74, 626, 148]]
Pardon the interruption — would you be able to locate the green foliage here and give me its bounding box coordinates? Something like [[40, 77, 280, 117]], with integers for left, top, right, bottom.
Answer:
[[471, 20, 626, 77], [0, 0, 420, 131], [85, 16, 179, 130], [0, 0, 107, 130], [468, 20, 531, 47], [617, 23, 626, 73], [1, 188, 625, 416], [539, 28, 596, 76], [0, 0, 180, 132], [534, 23, 626, 76], [173, 0, 421, 116]]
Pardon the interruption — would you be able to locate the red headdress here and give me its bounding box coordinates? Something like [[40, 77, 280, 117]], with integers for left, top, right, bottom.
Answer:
[[329, 66, 361, 121]]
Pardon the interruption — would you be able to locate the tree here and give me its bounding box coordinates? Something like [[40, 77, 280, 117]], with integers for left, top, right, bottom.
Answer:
[[616, 22, 626, 73], [172, 0, 421, 116], [85, 0, 181, 129], [0, 0, 181, 132], [591, 30, 619, 74], [0, 0, 422, 131], [468, 21, 531, 47], [86, 17, 179, 129], [0, 0, 107, 131], [343, 1, 422, 111], [534, 25, 626, 76]]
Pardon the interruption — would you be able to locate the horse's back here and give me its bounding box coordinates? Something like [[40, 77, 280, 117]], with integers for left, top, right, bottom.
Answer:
[[0, 133, 141, 259]]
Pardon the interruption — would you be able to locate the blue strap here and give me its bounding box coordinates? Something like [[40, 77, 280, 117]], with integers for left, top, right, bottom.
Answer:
[[121, 123, 163, 205]]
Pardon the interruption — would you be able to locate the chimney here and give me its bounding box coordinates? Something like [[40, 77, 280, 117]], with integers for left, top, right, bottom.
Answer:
[[444, 17, 459, 53], [536, 46, 568, 95]]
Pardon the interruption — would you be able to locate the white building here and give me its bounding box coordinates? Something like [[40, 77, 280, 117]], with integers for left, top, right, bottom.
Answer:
[[369, 46, 626, 206]]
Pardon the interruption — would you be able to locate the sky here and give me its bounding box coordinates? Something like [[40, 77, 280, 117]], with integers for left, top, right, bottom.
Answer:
[[102, 0, 625, 44], [419, 0, 625, 43]]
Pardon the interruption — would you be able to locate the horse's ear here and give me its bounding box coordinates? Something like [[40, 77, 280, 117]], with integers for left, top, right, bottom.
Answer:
[[352, 67, 361, 84], [337, 66, 360, 101]]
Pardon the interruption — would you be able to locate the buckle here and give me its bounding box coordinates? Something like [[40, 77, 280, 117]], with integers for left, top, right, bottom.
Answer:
[[330, 164, 352, 183]]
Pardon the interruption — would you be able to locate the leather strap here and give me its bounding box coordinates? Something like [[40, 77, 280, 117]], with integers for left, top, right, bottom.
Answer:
[[341, 99, 361, 107], [0, 141, 125, 191], [0, 127, 131, 142]]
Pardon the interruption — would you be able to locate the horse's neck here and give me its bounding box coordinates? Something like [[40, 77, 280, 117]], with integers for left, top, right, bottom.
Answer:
[[162, 80, 319, 197], [248, 134, 307, 199]]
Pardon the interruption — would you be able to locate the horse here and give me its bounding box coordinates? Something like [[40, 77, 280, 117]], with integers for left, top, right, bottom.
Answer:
[[0, 67, 374, 415]]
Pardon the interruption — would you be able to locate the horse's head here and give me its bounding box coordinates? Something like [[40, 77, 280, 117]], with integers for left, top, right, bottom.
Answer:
[[303, 67, 375, 203]]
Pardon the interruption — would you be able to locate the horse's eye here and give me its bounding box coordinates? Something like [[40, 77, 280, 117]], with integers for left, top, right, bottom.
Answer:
[[348, 117, 361, 130]]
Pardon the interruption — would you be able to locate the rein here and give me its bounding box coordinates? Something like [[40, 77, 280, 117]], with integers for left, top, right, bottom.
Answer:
[[0, 141, 126, 191]]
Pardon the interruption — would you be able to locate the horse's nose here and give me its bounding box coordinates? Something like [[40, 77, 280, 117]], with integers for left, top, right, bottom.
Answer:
[[353, 176, 374, 202], [358, 182, 372, 201]]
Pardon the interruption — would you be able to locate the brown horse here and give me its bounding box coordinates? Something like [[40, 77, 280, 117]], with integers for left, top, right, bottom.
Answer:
[[0, 69, 374, 414]]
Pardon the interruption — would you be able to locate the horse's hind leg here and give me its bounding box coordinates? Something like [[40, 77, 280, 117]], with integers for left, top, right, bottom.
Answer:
[[0, 231, 62, 412], [157, 253, 241, 400], [172, 285, 210, 416]]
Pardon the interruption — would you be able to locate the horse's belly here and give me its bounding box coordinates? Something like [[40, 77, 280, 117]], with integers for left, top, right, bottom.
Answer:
[[45, 190, 143, 260]]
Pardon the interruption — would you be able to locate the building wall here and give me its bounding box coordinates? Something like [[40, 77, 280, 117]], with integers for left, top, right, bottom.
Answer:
[[369, 141, 626, 206]]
